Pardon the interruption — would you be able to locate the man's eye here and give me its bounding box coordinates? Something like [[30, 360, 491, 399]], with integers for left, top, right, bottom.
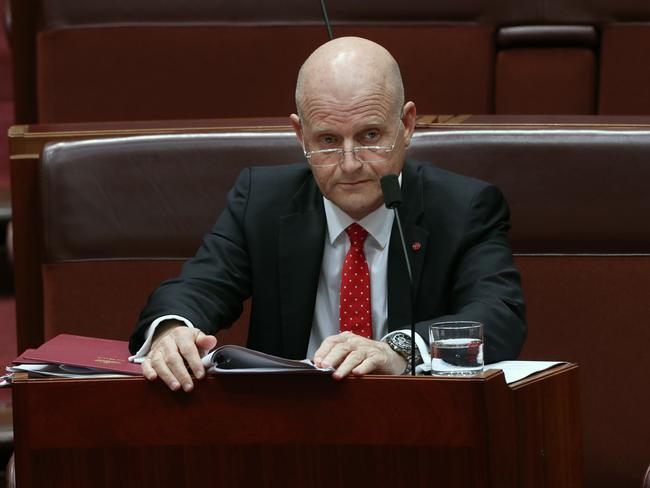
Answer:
[[362, 130, 381, 142], [319, 135, 337, 146]]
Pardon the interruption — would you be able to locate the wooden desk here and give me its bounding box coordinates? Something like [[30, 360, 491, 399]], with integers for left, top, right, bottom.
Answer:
[[12, 364, 582, 487]]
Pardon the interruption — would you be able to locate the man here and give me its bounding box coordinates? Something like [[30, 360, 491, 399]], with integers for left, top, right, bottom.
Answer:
[[129, 37, 526, 391]]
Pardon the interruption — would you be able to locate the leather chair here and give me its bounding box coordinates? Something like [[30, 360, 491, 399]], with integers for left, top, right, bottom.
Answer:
[[39, 131, 303, 344], [495, 26, 598, 114]]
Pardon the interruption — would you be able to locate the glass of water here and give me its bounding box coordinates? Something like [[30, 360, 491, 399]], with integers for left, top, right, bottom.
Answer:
[[429, 321, 484, 376]]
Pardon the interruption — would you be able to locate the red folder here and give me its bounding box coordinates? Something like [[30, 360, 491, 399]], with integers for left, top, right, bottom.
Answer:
[[16, 334, 142, 375]]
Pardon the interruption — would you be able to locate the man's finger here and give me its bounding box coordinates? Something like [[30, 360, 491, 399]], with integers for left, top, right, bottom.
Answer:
[[313, 342, 335, 368], [178, 336, 205, 380], [164, 351, 195, 392], [351, 356, 379, 376], [332, 350, 365, 380], [195, 331, 218, 355], [321, 341, 355, 370], [141, 358, 158, 381], [150, 352, 182, 391], [314, 332, 350, 367]]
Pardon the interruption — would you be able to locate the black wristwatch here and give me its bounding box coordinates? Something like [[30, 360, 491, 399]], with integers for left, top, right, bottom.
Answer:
[[385, 332, 423, 375]]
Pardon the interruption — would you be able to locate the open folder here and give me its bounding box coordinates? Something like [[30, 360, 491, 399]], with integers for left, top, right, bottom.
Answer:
[[6, 334, 332, 380], [201, 345, 333, 374]]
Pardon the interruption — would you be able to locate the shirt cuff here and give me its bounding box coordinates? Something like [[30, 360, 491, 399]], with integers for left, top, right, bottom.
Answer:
[[128, 315, 195, 364], [381, 329, 431, 375]]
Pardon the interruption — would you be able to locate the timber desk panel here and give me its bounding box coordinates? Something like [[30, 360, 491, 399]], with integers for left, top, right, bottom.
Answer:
[[12, 365, 581, 488]]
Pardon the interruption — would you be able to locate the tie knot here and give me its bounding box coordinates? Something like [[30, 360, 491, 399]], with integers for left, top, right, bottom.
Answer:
[[345, 223, 368, 247]]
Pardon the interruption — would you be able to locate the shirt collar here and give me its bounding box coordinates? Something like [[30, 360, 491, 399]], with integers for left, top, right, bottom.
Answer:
[[322, 173, 401, 250]]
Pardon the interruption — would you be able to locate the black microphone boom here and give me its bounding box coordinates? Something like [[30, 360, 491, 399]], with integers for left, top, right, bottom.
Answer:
[[380, 174, 417, 376], [319, 0, 334, 40]]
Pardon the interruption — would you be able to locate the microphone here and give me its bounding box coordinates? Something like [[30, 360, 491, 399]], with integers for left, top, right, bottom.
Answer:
[[380, 174, 416, 375], [380, 175, 402, 209]]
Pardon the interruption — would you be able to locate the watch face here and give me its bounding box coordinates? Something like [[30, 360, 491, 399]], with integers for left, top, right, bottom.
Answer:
[[393, 334, 410, 350]]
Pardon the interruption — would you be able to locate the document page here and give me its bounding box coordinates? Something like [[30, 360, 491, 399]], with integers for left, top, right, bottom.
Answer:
[[486, 360, 566, 384]]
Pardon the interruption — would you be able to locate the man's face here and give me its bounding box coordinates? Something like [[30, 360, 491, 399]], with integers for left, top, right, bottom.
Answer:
[[291, 90, 415, 220]]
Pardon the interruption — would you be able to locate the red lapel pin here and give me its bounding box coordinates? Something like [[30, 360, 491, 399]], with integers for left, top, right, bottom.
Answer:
[[411, 242, 422, 251]]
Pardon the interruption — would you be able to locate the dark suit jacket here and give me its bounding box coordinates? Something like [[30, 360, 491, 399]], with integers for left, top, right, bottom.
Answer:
[[129, 159, 526, 363]]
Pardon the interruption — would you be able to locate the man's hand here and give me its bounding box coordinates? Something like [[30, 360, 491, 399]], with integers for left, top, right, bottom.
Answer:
[[313, 331, 406, 379], [142, 321, 217, 392]]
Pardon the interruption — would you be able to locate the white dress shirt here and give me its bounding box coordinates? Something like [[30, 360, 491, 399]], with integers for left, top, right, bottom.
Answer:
[[306, 199, 393, 356]]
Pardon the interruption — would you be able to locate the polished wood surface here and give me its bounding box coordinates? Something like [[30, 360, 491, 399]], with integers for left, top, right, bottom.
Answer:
[[12, 364, 581, 487], [511, 363, 583, 487]]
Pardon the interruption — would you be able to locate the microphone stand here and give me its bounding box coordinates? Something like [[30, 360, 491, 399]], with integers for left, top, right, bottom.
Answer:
[[381, 175, 417, 375], [392, 208, 416, 376]]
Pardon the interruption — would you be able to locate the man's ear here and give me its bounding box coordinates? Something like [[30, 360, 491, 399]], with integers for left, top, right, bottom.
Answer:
[[289, 113, 303, 146], [401, 102, 417, 147]]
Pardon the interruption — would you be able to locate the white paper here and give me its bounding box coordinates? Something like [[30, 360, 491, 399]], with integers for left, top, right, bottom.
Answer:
[[485, 360, 566, 384], [0, 371, 12, 387]]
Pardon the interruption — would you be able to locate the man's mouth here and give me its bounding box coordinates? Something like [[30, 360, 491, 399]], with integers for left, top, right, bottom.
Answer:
[[339, 180, 370, 187]]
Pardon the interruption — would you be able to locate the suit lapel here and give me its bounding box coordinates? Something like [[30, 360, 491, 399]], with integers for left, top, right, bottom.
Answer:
[[387, 161, 430, 331], [278, 177, 325, 358]]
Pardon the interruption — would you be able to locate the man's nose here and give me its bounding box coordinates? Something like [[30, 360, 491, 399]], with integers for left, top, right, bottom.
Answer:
[[339, 147, 362, 171]]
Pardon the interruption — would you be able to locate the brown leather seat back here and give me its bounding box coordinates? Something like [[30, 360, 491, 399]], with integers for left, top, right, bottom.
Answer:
[[40, 131, 303, 345], [410, 129, 650, 252], [495, 26, 598, 114]]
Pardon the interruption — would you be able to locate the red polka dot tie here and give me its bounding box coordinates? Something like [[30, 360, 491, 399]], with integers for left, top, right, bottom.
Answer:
[[339, 223, 372, 338]]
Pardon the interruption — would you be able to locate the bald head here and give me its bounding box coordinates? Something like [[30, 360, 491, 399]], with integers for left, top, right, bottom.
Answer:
[[289, 37, 417, 221], [295, 37, 404, 119]]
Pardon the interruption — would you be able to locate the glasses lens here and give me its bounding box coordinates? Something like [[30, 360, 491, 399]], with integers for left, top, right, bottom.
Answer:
[[308, 150, 340, 167], [355, 146, 391, 164], [305, 122, 401, 166]]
